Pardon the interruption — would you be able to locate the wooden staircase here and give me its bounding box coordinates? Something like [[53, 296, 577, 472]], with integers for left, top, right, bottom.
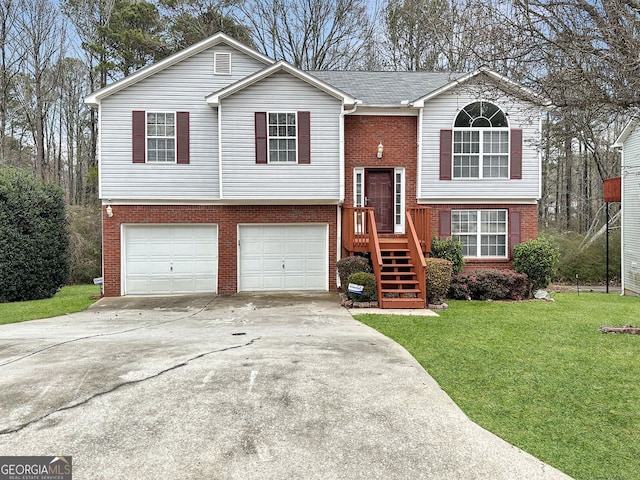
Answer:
[[378, 236, 425, 308]]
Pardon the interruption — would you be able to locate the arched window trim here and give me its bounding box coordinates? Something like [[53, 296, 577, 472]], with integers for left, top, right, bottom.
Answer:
[[451, 101, 510, 179]]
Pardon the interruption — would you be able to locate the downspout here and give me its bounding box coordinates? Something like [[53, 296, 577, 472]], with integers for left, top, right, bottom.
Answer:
[[336, 100, 360, 287]]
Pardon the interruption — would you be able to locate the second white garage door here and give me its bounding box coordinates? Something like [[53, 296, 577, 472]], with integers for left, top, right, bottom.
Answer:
[[238, 224, 328, 291]]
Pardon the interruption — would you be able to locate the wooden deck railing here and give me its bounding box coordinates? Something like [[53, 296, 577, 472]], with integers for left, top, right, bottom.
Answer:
[[366, 209, 383, 303], [406, 210, 427, 306], [342, 206, 373, 252], [408, 207, 432, 255]]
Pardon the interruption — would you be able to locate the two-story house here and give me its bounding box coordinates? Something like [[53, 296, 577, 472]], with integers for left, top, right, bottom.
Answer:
[[85, 33, 545, 308]]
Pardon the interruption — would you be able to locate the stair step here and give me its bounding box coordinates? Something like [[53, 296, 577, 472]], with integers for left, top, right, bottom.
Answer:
[[381, 288, 422, 294], [380, 273, 417, 279], [381, 298, 426, 309]]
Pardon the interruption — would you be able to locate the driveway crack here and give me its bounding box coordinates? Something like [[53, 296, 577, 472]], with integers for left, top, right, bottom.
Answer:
[[0, 297, 220, 368], [0, 336, 259, 436]]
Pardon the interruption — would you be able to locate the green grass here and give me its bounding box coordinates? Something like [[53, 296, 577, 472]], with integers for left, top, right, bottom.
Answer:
[[355, 293, 640, 480], [0, 285, 101, 325]]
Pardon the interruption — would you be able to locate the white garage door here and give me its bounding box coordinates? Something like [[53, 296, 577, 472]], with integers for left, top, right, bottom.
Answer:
[[239, 224, 328, 291], [124, 225, 218, 295]]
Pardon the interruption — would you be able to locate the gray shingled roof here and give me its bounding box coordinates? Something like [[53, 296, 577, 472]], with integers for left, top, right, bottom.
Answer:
[[307, 71, 465, 106]]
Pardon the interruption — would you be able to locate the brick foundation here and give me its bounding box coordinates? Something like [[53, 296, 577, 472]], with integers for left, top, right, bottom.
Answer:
[[102, 204, 338, 297]]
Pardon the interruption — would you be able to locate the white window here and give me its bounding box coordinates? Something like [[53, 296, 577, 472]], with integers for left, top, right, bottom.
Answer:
[[453, 101, 509, 179], [147, 112, 175, 163], [452, 209, 507, 258], [268, 112, 297, 163]]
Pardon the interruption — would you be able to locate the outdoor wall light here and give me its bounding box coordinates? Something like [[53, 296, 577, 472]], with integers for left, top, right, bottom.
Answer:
[[377, 142, 384, 158], [106, 204, 113, 218]]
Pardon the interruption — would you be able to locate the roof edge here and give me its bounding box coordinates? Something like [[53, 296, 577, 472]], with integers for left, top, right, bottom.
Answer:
[[205, 61, 357, 107], [84, 32, 274, 107]]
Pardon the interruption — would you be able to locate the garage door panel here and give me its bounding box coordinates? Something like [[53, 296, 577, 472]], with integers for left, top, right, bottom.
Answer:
[[124, 225, 218, 295], [239, 224, 327, 292]]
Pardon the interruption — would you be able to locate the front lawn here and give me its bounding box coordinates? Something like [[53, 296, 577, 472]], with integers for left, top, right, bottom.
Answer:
[[0, 285, 101, 325], [355, 293, 640, 480]]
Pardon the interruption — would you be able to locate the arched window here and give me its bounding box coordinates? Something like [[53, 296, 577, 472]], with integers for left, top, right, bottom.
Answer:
[[453, 101, 509, 178]]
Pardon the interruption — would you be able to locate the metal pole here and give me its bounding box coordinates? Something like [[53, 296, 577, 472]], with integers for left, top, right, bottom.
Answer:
[[606, 202, 610, 294]]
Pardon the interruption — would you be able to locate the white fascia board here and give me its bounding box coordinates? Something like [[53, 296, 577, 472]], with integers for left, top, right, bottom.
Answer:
[[84, 32, 274, 107], [205, 61, 357, 107], [417, 198, 539, 205], [613, 118, 639, 148], [412, 67, 551, 108]]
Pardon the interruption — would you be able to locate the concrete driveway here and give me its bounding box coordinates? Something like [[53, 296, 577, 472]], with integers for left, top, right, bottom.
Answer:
[[0, 293, 572, 479]]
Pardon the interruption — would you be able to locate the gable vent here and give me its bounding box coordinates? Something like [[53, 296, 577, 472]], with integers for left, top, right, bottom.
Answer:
[[214, 52, 231, 75]]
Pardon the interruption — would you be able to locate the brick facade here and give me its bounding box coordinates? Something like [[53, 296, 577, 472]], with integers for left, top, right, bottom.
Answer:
[[343, 115, 538, 270], [102, 204, 338, 297], [344, 115, 419, 209]]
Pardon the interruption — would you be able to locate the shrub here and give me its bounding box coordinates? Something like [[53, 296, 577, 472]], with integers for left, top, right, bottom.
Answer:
[[337, 255, 371, 290], [448, 269, 528, 301], [426, 258, 453, 304], [548, 230, 621, 283], [431, 236, 465, 273], [67, 204, 102, 284], [346, 271, 377, 302], [513, 235, 559, 293], [0, 167, 70, 302]]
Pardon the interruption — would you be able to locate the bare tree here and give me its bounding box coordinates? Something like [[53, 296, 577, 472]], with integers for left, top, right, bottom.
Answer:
[[14, 0, 66, 179], [236, 0, 376, 70], [0, 0, 22, 164]]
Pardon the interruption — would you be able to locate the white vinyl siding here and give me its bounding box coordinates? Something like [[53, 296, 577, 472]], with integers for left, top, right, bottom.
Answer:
[[420, 81, 540, 201], [220, 71, 342, 200], [99, 45, 266, 200], [622, 127, 640, 295]]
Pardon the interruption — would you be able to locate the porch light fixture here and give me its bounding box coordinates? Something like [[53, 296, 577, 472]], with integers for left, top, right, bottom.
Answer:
[[106, 204, 113, 218], [377, 142, 384, 158]]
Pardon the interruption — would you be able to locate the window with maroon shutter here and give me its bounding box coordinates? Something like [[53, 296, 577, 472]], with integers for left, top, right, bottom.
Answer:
[[510, 128, 522, 179], [256, 111, 311, 164], [297, 111, 311, 164], [255, 112, 267, 164], [176, 112, 190, 164], [132, 111, 146, 163], [509, 210, 521, 257], [439, 210, 452, 237], [440, 130, 452, 180]]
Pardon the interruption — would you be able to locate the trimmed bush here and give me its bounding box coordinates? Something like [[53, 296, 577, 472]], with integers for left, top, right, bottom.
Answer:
[[448, 269, 528, 301], [337, 255, 371, 290], [426, 257, 452, 305], [346, 271, 377, 302], [431, 236, 465, 273], [0, 167, 70, 302], [513, 235, 559, 293]]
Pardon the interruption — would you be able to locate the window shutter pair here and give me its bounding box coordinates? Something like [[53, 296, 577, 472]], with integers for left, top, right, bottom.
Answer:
[[132, 111, 190, 164], [438, 209, 521, 259], [439, 128, 523, 180], [255, 111, 311, 164]]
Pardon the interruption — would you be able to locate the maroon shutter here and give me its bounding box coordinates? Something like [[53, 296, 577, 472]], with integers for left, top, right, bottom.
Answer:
[[132, 110, 146, 163], [439, 210, 452, 238], [176, 112, 190, 164], [440, 129, 452, 180], [509, 210, 521, 258], [298, 111, 311, 164], [510, 128, 523, 179], [255, 112, 267, 164]]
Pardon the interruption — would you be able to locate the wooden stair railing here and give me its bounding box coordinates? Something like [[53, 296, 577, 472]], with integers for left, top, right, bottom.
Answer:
[[367, 209, 384, 304], [405, 210, 427, 308], [342, 206, 372, 253]]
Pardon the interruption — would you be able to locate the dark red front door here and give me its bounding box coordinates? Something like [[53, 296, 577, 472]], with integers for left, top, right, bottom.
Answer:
[[366, 169, 394, 233]]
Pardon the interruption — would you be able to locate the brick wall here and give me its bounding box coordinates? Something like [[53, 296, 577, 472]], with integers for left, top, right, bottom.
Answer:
[[344, 115, 419, 208], [102, 204, 338, 296]]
